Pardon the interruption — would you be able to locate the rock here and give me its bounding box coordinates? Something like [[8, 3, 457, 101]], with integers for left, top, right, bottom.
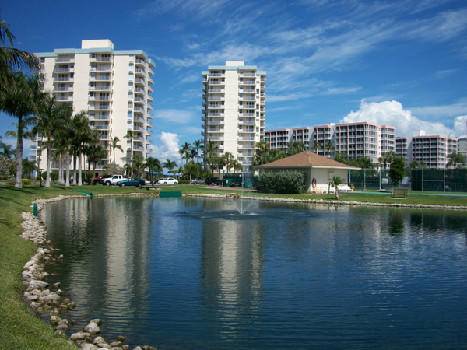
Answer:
[[71, 331, 88, 341], [117, 335, 126, 342], [132, 347, 143, 350], [84, 321, 101, 334], [80, 343, 98, 350], [110, 341, 122, 347], [91, 318, 102, 325], [56, 319, 69, 331]]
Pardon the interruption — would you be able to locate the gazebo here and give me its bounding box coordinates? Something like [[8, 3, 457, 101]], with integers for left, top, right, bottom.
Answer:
[[256, 151, 360, 193]]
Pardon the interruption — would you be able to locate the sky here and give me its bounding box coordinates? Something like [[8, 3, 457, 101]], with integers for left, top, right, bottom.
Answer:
[[1, 0, 467, 160]]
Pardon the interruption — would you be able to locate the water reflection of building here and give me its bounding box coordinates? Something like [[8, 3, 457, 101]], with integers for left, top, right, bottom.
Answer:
[[47, 198, 152, 328], [200, 200, 264, 336]]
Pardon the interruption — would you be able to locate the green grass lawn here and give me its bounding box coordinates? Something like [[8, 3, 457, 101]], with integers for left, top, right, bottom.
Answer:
[[0, 183, 465, 348], [0, 185, 145, 350]]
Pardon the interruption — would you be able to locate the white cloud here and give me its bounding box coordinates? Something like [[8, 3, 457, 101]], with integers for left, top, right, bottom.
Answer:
[[410, 98, 467, 118], [135, 0, 229, 20], [454, 116, 467, 136], [342, 100, 455, 137], [153, 109, 195, 124], [153, 132, 181, 162]]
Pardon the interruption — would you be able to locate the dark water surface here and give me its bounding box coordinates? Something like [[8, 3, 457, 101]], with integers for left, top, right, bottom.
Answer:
[[44, 197, 467, 349]]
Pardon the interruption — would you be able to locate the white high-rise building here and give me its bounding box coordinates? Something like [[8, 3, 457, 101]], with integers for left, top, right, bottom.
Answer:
[[202, 60, 266, 172], [32, 39, 154, 171]]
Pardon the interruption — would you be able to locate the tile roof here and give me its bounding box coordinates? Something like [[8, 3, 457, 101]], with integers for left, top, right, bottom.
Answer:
[[257, 151, 360, 170]]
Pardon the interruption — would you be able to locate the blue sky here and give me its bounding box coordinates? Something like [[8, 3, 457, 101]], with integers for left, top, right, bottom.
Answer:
[[1, 0, 467, 159]]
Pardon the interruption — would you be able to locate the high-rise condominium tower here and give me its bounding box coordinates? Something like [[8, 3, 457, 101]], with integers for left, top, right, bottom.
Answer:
[[202, 60, 266, 172], [32, 39, 154, 170]]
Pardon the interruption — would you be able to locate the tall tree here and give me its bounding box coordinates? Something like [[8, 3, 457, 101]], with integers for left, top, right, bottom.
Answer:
[[204, 140, 219, 175], [179, 142, 191, 165], [71, 112, 92, 186], [34, 94, 72, 187], [389, 156, 405, 187], [124, 130, 134, 166], [0, 73, 41, 188], [163, 159, 177, 176], [0, 20, 39, 92], [111, 136, 122, 164], [146, 157, 162, 184], [447, 152, 465, 168], [192, 139, 203, 163]]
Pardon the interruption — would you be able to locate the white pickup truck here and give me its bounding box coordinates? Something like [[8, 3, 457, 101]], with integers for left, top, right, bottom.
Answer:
[[102, 175, 128, 186]]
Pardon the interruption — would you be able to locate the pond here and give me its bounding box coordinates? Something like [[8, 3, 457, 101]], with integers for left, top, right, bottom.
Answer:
[[44, 197, 467, 349]]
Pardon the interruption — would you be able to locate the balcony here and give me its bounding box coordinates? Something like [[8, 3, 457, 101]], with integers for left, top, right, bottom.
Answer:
[[90, 65, 112, 72], [54, 67, 74, 73], [54, 76, 73, 82], [90, 74, 111, 82], [56, 56, 74, 63], [54, 87, 73, 92], [55, 96, 73, 102], [89, 84, 112, 91], [89, 101, 111, 109], [91, 56, 112, 63], [89, 96, 111, 102]]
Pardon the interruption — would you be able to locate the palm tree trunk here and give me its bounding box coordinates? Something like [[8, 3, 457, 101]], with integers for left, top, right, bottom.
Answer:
[[65, 154, 70, 187], [45, 143, 52, 187], [15, 115, 23, 188], [37, 146, 42, 187], [73, 156, 77, 185], [58, 154, 63, 184], [78, 153, 83, 186]]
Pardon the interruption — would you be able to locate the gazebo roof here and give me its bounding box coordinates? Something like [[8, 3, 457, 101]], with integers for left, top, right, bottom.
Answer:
[[256, 151, 360, 170]]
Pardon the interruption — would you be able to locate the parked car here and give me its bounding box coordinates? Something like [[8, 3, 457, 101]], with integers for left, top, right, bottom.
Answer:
[[157, 177, 178, 185], [91, 175, 103, 185], [117, 178, 145, 187], [190, 178, 205, 184], [205, 177, 222, 186], [102, 175, 128, 186]]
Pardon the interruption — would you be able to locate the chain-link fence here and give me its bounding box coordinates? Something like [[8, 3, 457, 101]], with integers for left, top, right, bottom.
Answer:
[[411, 169, 467, 192], [349, 169, 394, 191]]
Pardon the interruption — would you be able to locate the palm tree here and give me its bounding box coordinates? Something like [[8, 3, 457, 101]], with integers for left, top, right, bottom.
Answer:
[[111, 136, 123, 164], [85, 143, 107, 172], [146, 157, 161, 184], [71, 112, 92, 186], [179, 142, 191, 166], [0, 73, 41, 188], [0, 139, 14, 158], [192, 139, 203, 163], [124, 130, 134, 165], [253, 141, 270, 166], [331, 176, 343, 199], [223, 152, 235, 173], [312, 141, 320, 153], [204, 140, 219, 175], [54, 123, 73, 187], [287, 141, 306, 156], [0, 20, 39, 91], [22, 158, 36, 179], [447, 152, 465, 168], [34, 94, 72, 187], [163, 159, 177, 177], [324, 140, 334, 158]]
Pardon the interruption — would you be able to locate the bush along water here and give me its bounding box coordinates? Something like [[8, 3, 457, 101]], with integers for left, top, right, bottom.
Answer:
[[21, 199, 157, 350], [254, 170, 306, 194]]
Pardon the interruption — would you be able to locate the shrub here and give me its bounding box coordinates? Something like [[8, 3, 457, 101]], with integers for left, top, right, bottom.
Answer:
[[254, 170, 306, 194]]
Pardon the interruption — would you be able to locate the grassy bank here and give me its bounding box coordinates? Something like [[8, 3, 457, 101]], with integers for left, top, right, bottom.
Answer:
[[167, 185, 467, 207], [0, 185, 145, 350]]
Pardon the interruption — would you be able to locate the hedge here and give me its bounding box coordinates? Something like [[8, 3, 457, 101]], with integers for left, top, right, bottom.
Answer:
[[254, 170, 306, 194]]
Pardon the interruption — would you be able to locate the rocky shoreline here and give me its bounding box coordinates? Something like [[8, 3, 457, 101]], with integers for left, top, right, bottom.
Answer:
[[21, 196, 157, 350], [184, 193, 467, 210]]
